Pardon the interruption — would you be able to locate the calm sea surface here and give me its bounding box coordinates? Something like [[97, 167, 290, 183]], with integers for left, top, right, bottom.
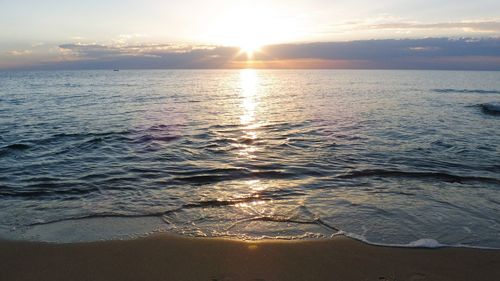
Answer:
[[0, 70, 499, 247]]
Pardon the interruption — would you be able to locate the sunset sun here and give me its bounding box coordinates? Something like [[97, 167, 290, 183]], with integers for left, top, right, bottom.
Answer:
[[203, 7, 293, 59], [240, 42, 261, 58]]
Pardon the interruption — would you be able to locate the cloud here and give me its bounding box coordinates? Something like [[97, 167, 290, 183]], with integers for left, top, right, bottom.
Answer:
[[3, 38, 500, 70], [31, 42, 45, 48], [261, 38, 500, 60], [47, 43, 240, 69], [5, 50, 33, 56], [366, 20, 500, 33], [58, 43, 223, 58], [336, 16, 500, 35], [244, 38, 500, 70]]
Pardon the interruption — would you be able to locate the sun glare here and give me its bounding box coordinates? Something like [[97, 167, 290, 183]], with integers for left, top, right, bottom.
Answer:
[[240, 42, 261, 58], [204, 6, 298, 60]]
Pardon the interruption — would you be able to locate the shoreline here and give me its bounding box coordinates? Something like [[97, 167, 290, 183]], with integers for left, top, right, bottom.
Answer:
[[1, 234, 499, 281]]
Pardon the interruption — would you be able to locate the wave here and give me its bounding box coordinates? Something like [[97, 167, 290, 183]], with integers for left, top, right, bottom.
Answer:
[[6, 186, 499, 248], [163, 190, 303, 213], [134, 134, 180, 143], [2, 125, 181, 156], [339, 232, 500, 250], [14, 214, 500, 249], [222, 215, 338, 232], [52, 131, 131, 139], [337, 169, 500, 185], [168, 166, 297, 185], [434, 89, 500, 94], [22, 192, 313, 228], [24, 212, 165, 227]]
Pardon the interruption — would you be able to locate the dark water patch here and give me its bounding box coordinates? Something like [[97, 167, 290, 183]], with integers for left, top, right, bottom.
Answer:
[[22, 128, 181, 153], [371, 190, 417, 197], [22, 176, 61, 183], [431, 140, 454, 150], [1, 173, 151, 199], [0, 184, 101, 199], [338, 169, 500, 185], [191, 132, 217, 140], [78, 173, 114, 181], [98, 176, 144, 184], [126, 167, 167, 174], [31, 131, 134, 148], [1, 143, 31, 150], [146, 124, 177, 131], [0, 143, 31, 156], [259, 122, 304, 131], [434, 89, 500, 94], [77, 137, 104, 147], [169, 167, 248, 176], [170, 174, 240, 185], [134, 134, 181, 143], [133, 96, 167, 103], [52, 130, 133, 139], [479, 103, 500, 116], [4, 98, 25, 105]]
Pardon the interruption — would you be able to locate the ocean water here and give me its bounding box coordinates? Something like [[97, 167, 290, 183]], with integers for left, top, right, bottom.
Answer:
[[0, 69, 499, 247]]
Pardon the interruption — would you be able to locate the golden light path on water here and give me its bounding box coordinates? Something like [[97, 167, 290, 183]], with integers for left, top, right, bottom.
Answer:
[[235, 69, 267, 209], [239, 69, 259, 158], [165, 69, 319, 238]]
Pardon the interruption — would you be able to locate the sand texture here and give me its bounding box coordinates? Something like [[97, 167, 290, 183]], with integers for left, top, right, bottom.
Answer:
[[1, 234, 499, 281]]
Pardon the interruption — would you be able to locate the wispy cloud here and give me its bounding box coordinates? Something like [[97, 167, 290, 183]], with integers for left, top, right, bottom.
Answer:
[[336, 16, 500, 34], [5, 50, 33, 56], [58, 43, 219, 59], [366, 20, 500, 33]]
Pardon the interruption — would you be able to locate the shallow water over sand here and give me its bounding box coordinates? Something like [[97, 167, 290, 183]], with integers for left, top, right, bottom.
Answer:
[[0, 69, 499, 247]]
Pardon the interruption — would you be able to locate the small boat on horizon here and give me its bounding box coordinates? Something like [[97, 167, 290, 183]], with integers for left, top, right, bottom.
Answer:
[[113, 69, 119, 72]]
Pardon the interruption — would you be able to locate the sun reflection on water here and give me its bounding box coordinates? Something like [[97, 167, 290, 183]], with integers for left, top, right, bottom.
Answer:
[[237, 69, 261, 159], [240, 69, 258, 125]]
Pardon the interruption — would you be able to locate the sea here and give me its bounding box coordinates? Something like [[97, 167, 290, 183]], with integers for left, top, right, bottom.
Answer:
[[0, 69, 499, 248]]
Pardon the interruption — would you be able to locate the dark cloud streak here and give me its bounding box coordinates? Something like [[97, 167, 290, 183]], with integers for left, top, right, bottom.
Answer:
[[257, 38, 500, 60]]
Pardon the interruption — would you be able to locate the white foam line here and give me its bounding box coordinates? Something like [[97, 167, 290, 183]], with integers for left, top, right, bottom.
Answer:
[[336, 231, 500, 250]]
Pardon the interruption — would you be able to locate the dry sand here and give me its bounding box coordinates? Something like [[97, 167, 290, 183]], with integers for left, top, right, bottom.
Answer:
[[1, 234, 499, 281]]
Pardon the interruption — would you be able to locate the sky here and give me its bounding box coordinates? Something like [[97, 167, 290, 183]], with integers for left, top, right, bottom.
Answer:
[[1, 0, 500, 70]]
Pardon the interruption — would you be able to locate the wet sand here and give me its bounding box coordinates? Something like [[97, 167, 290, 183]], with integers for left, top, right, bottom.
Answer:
[[1, 234, 499, 281]]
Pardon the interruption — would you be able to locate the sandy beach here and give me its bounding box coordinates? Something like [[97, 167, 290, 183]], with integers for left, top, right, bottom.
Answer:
[[1, 234, 499, 281]]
